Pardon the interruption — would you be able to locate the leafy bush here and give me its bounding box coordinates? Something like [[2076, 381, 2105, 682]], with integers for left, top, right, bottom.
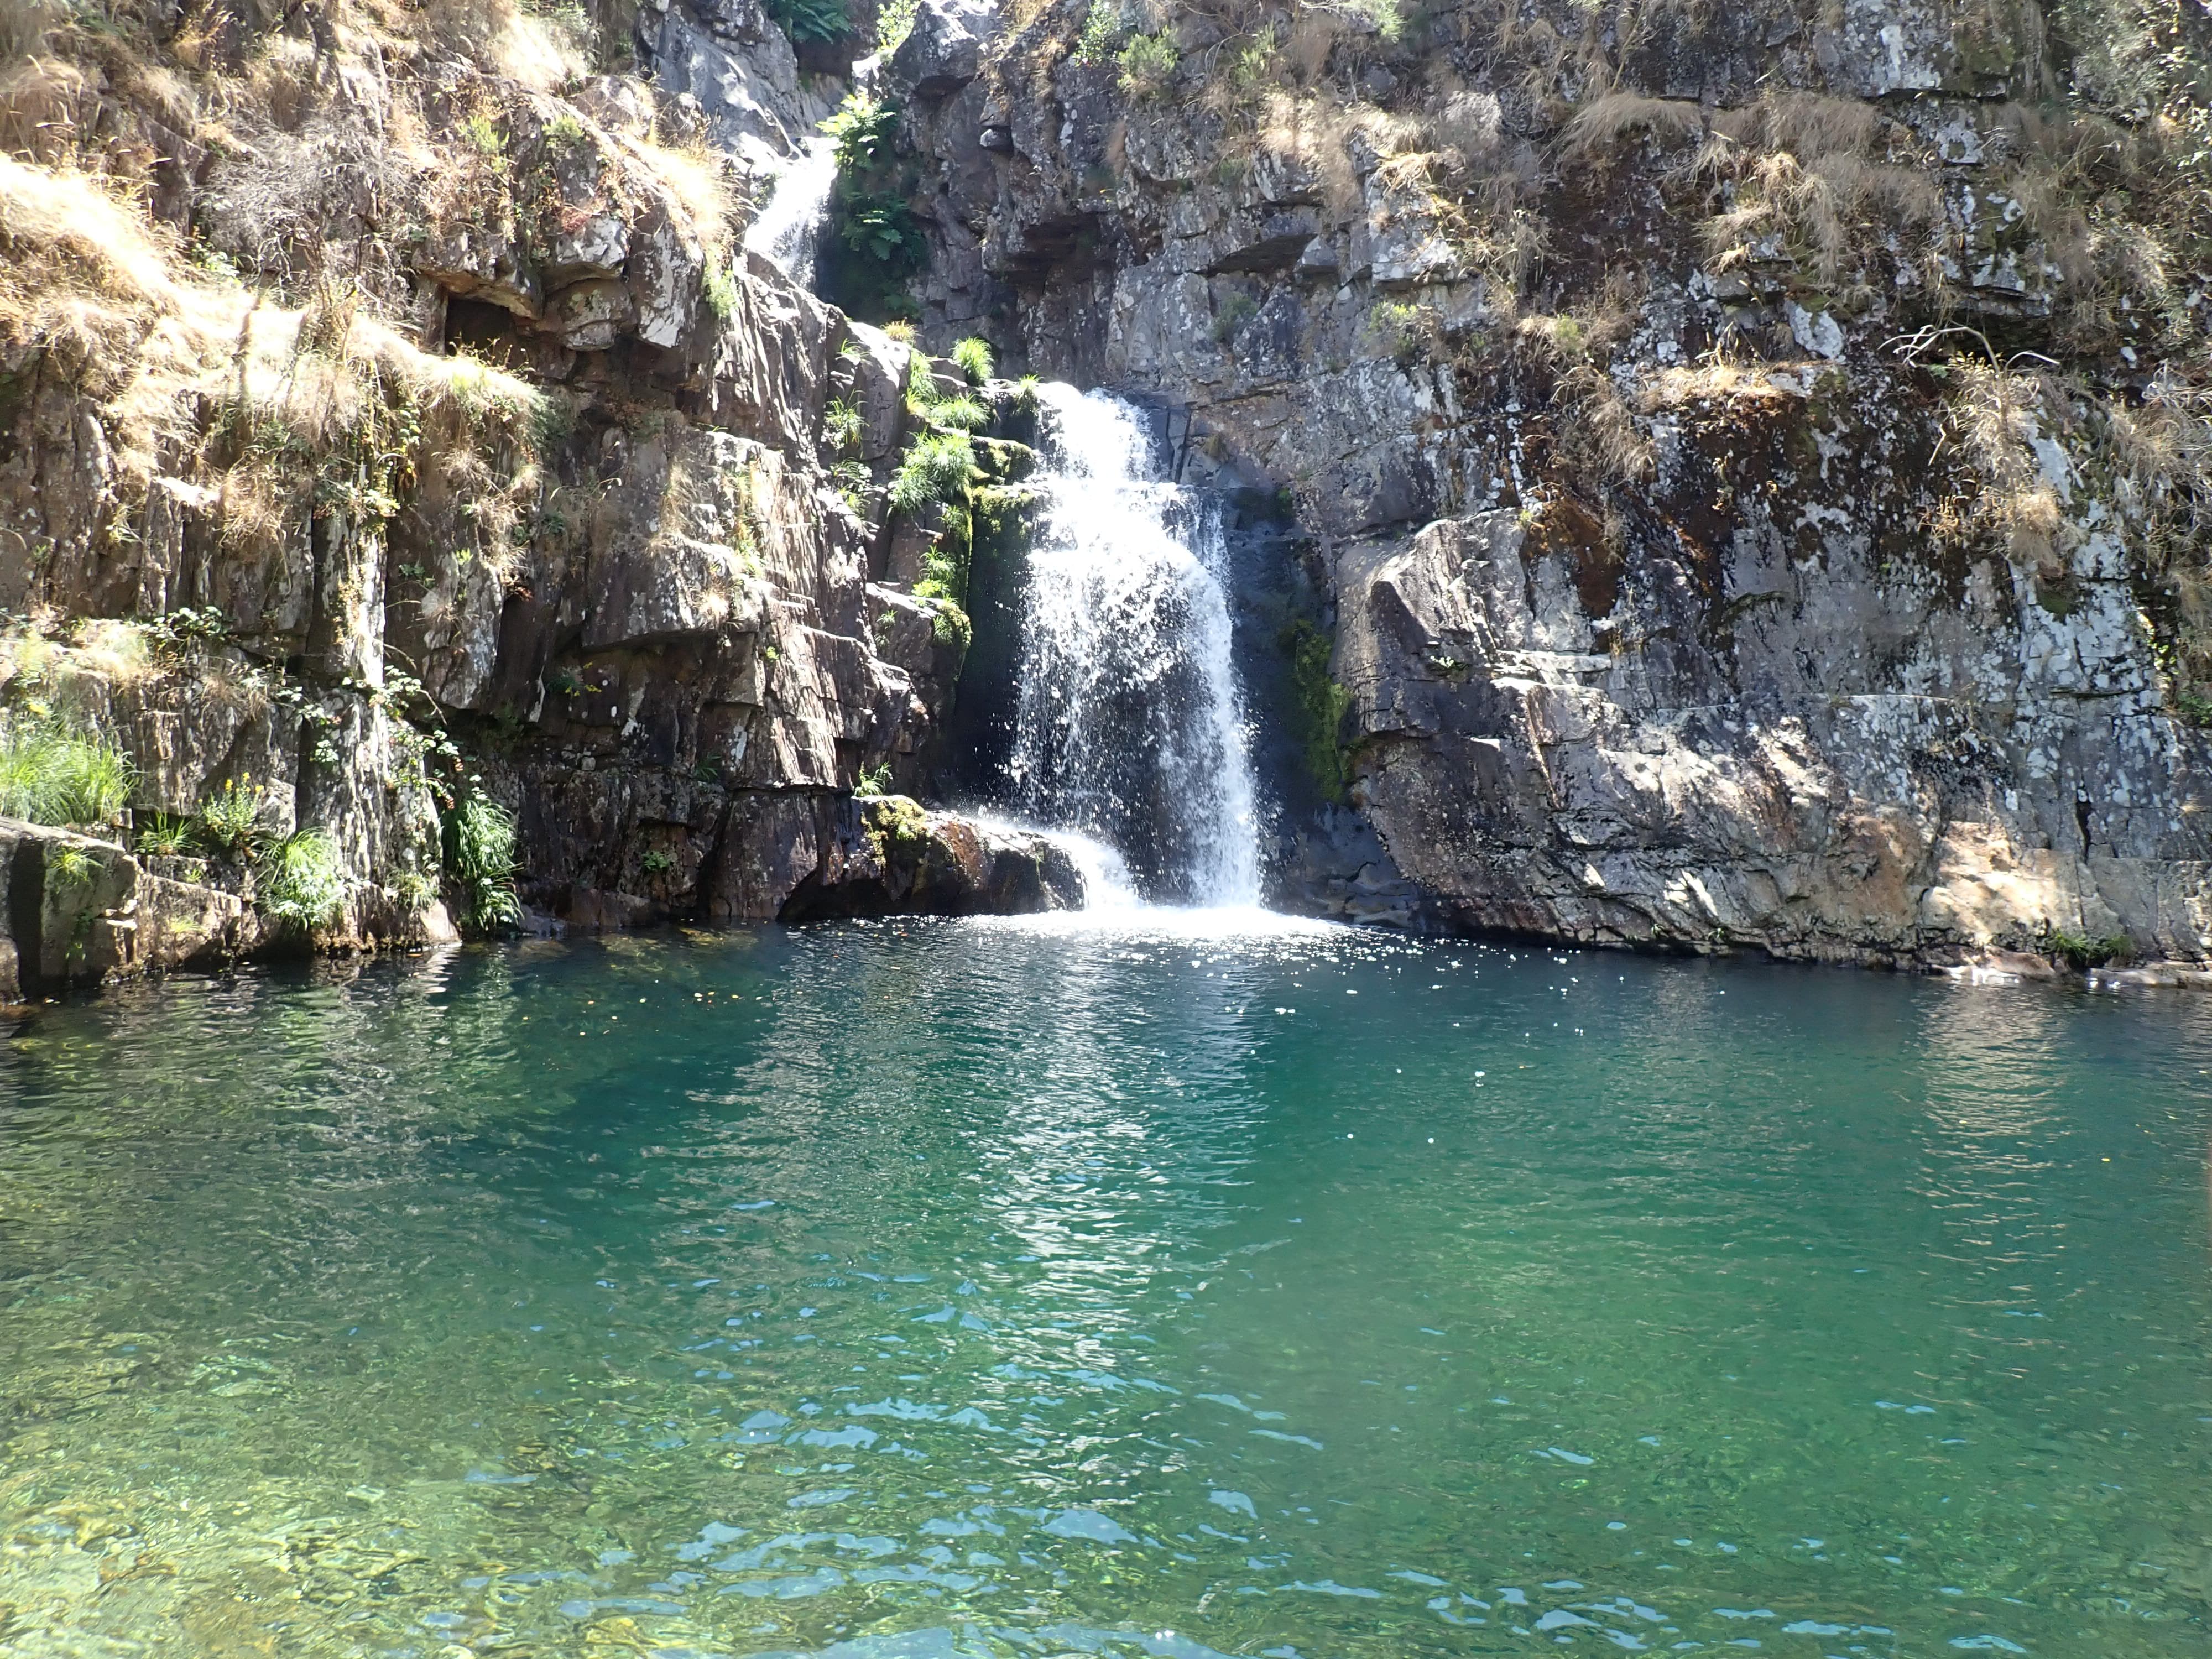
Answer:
[[261, 831, 348, 931], [950, 336, 994, 385], [766, 0, 847, 44], [0, 717, 134, 827], [875, 0, 920, 52], [821, 91, 899, 171], [195, 780, 277, 861], [1071, 0, 1126, 64], [639, 849, 676, 876], [1118, 32, 1177, 98], [839, 196, 926, 265], [855, 761, 893, 796], [443, 794, 523, 933]]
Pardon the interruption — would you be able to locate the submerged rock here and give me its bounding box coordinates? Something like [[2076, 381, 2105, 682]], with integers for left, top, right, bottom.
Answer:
[[778, 796, 1083, 921]]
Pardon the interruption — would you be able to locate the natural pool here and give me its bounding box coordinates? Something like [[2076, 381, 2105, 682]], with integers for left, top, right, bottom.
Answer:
[[2, 917, 2209, 1658]]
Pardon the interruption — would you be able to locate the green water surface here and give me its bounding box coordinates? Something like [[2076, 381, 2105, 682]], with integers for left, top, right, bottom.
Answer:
[[2, 916, 2209, 1658]]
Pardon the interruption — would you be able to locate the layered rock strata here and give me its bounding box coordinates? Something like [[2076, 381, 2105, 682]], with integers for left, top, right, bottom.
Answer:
[[890, 0, 2212, 965]]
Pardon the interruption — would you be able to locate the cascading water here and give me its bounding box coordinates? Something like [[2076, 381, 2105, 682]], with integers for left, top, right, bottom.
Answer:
[[1005, 385, 1262, 907], [742, 135, 839, 281]]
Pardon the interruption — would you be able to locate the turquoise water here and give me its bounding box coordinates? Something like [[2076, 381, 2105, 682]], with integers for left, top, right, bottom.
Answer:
[[3, 918, 2210, 1658]]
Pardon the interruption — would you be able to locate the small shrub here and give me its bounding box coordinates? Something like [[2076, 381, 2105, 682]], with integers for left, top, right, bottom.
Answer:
[[949, 336, 994, 385], [389, 867, 439, 910], [1213, 291, 1259, 343], [703, 258, 739, 321], [855, 761, 893, 796], [1071, 0, 1126, 65], [1364, 300, 1428, 366], [0, 718, 134, 827], [261, 831, 347, 931], [1118, 32, 1177, 98], [920, 597, 971, 650], [639, 849, 676, 876], [443, 794, 524, 933], [875, 0, 919, 53], [195, 780, 276, 861], [463, 106, 505, 160], [821, 91, 899, 171]]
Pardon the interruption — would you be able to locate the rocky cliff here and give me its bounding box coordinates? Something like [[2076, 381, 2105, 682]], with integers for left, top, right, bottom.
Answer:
[[3, 0, 2209, 982], [888, 0, 2212, 966], [0, 0, 1027, 989]]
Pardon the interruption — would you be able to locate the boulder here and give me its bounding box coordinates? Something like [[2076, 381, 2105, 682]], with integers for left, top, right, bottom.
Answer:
[[778, 796, 1085, 920]]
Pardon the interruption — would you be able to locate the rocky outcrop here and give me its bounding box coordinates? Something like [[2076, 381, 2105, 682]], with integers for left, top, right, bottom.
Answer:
[[0, 0, 1015, 977], [0, 820, 261, 1002], [1326, 508, 2212, 963], [890, 0, 2212, 965], [778, 794, 1086, 919]]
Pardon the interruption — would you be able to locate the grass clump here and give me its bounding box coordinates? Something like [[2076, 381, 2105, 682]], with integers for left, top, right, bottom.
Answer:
[[195, 780, 278, 861], [889, 430, 978, 515], [0, 717, 134, 827], [442, 793, 524, 933], [133, 814, 196, 858], [950, 335, 994, 385], [260, 830, 347, 930]]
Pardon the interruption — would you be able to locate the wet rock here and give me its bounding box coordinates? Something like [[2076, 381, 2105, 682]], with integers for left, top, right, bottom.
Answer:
[[778, 796, 1084, 920], [0, 821, 255, 1001]]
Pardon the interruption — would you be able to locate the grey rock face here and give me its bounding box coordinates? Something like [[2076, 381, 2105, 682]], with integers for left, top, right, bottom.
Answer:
[[898, 0, 2212, 965], [1332, 512, 2212, 963], [0, 821, 262, 1001], [0, 28, 1044, 975]]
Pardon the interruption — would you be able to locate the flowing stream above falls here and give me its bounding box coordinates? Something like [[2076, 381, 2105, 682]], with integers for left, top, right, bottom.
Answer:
[[1005, 384, 1262, 906], [742, 135, 839, 281]]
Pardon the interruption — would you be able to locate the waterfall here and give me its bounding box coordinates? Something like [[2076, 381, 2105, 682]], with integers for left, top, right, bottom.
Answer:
[[1006, 385, 1262, 907], [742, 135, 838, 281]]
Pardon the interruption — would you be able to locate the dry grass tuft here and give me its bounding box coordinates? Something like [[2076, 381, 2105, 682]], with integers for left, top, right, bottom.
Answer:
[[1946, 361, 2073, 565], [616, 129, 739, 258], [1691, 93, 1940, 285], [1562, 91, 1705, 160]]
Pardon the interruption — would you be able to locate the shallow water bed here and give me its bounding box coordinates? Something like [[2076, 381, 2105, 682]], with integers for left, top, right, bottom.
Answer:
[[2, 920, 2209, 1658]]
